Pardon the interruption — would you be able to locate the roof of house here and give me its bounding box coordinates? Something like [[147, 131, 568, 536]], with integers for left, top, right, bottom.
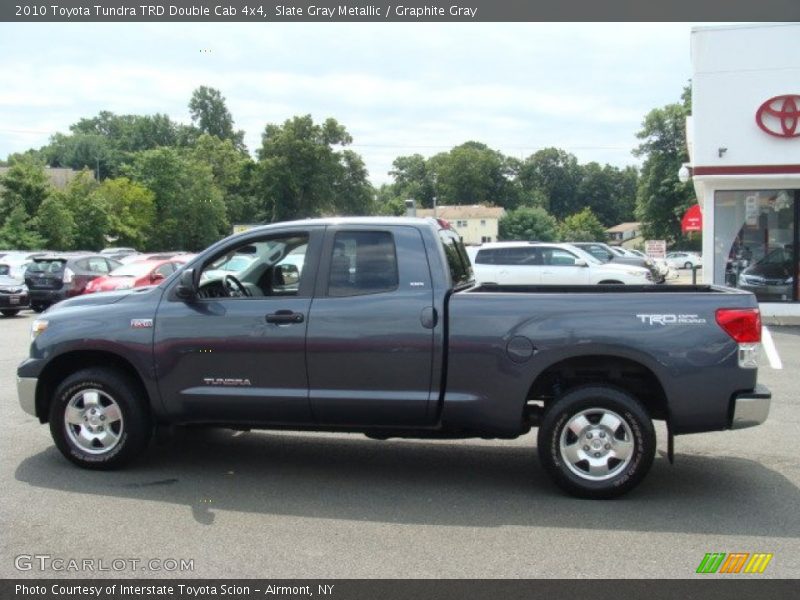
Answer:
[[416, 205, 505, 220], [605, 222, 642, 234]]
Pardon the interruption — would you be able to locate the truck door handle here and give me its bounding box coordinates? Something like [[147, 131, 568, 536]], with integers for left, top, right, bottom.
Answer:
[[266, 310, 304, 324]]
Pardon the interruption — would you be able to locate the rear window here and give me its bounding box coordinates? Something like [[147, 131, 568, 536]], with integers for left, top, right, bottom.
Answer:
[[28, 259, 66, 273], [439, 229, 473, 288]]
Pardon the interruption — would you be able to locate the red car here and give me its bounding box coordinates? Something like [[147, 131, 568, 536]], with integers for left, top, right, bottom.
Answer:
[[83, 258, 188, 294]]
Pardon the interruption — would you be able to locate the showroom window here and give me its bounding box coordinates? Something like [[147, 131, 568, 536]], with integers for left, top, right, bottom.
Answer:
[[714, 190, 798, 302]]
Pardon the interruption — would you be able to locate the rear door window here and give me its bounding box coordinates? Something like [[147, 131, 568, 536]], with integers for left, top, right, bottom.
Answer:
[[328, 231, 399, 297]]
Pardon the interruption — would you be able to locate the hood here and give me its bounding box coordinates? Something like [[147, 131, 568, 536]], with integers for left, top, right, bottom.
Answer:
[[742, 262, 792, 280], [52, 286, 155, 310], [0, 274, 25, 287]]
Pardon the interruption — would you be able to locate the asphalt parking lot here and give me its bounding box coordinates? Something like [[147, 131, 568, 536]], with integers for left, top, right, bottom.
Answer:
[[2, 310, 799, 579]]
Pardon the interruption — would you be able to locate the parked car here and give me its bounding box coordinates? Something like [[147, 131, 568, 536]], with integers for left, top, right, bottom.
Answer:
[[24, 254, 122, 312], [201, 253, 258, 282], [571, 242, 664, 283], [17, 217, 771, 499], [0, 264, 29, 316], [737, 246, 794, 302], [665, 252, 702, 270], [119, 251, 187, 265], [84, 258, 188, 294], [468, 242, 654, 286], [100, 247, 138, 261]]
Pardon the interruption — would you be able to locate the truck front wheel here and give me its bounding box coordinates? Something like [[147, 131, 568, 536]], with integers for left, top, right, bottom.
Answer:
[[537, 385, 655, 499], [49, 368, 151, 469]]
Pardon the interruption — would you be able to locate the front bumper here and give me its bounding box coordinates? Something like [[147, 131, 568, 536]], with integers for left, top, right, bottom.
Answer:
[[731, 384, 771, 430], [17, 376, 38, 417]]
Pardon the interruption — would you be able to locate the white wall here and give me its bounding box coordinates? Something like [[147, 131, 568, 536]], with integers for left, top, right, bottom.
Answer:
[[690, 24, 800, 170]]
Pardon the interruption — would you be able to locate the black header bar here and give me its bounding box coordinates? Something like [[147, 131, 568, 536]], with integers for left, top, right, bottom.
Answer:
[[3, 0, 800, 22]]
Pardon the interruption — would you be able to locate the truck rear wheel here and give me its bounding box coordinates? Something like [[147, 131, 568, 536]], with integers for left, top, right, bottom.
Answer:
[[1, 309, 20, 317], [537, 385, 655, 499], [49, 367, 151, 470]]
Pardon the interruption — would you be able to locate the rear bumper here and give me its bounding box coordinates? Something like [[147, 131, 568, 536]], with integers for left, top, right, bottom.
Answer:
[[731, 384, 771, 430], [28, 289, 66, 305]]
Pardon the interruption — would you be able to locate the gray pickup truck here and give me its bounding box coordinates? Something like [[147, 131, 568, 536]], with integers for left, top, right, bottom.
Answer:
[[17, 217, 771, 498]]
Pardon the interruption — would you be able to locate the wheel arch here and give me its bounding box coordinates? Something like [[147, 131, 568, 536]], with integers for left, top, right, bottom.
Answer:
[[35, 350, 151, 424], [527, 353, 669, 423]]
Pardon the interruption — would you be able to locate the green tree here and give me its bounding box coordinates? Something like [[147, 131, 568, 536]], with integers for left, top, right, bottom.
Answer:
[[256, 115, 373, 222], [55, 171, 106, 250], [498, 206, 559, 241], [0, 205, 43, 249], [91, 178, 155, 249], [374, 184, 407, 216], [0, 156, 52, 220], [189, 86, 246, 150], [127, 147, 228, 250], [187, 134, 258, 224], [428, 142, 519, 208], [517, 148, 582, 219], [559, 207, 608, 242], [634, 86, 694, 241], [35, 196, 76, 250], [388, 153, 436, 208], [575, 163, 638, 227]]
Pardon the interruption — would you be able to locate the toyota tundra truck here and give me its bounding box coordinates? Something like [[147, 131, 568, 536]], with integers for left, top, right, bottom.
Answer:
[[16, 217, 771, 498]]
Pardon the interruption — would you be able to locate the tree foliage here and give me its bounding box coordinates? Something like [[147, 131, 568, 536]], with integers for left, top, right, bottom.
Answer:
[[498, 206, 559, 242], [0, 156, 52, 220], [257, 115, 372, 221], [126, 147, 229, 251], [189, 86, 246, 151], [633, 86, 694, 241], [559, 207, 608, 242]]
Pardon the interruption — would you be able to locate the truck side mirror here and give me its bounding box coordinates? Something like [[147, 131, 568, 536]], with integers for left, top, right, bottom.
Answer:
[[175, 268, 197, 300], [574, 258, 588, 267]]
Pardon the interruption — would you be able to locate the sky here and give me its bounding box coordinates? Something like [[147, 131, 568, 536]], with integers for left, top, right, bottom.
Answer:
[[0, 22, 712, 185]]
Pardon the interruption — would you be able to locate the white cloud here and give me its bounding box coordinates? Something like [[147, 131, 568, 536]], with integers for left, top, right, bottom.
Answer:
[[0, 22, 703, 183]]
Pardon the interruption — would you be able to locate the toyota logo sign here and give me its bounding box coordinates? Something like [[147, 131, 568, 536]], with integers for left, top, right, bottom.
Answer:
[[755, 94, 800, 138]]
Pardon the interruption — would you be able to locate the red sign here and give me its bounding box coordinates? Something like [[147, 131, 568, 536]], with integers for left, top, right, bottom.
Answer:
[[755, 94, 800, 138], [681, 204, 702, 233]]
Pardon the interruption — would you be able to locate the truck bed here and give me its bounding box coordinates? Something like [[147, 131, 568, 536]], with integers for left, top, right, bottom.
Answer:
[[466, 283, 740, 294]]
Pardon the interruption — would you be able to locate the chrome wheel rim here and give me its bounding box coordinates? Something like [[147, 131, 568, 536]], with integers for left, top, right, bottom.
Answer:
[[64, 389, 124, 455], [559, 408, 634, 481]]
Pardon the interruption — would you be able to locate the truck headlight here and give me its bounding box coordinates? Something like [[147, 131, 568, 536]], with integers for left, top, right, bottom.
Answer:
[[31, 318, 49, 340]]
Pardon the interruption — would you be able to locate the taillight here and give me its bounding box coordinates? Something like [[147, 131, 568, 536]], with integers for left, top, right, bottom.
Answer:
[[62, 267, 74, 284], [436, 218, 451, 230], [716, 308, 762, 343]]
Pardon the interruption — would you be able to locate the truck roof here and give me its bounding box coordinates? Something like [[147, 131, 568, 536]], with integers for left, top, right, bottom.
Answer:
[[233, 216, 445, 234]]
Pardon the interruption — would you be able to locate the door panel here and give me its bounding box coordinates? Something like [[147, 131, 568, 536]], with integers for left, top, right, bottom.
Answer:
[[306, 226, 436, 426], [154, 228, 321, 424]]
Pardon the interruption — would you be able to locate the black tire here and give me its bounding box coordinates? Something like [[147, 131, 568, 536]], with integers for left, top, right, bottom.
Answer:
[[537, 385, 655, 499], [31, 304, 46, 313], [49, 367, 151, 470], [1, 309, 20, 317], [598, 280, 624, 285]]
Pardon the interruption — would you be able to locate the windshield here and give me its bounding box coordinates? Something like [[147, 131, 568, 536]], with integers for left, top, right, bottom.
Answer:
[[110, 262, 157, 277], [565, 245, 604, 266]]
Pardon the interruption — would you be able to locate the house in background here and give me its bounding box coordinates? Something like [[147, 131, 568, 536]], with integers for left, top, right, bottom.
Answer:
[[416, 205, 505, 245], [606, 222, 642, 247], [0, 166, 85, 190]]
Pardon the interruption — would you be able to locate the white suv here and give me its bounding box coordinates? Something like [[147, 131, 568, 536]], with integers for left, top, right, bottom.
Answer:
[[467, 242, 654, 285]]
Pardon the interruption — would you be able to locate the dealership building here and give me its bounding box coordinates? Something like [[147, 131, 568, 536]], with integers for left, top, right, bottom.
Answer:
[[688, 23, 800, 317]]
